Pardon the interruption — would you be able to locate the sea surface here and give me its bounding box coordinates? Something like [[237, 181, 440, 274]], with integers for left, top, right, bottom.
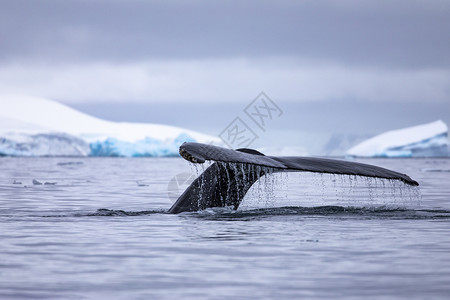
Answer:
[[1, 157, 449, 299]]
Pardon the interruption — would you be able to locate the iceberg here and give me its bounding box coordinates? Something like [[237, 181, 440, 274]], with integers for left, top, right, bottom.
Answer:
[[0, 95, 221, 157], [347, 120, 449, 158], [89, 133, 197, 157], [0, 132, 90, 156]]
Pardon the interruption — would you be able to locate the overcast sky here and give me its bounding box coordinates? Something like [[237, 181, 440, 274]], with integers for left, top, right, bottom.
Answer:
[[0, 0, 449, 150]]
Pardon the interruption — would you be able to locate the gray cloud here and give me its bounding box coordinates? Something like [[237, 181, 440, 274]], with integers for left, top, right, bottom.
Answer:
[[1, 59, 448, 103], [1, 0, 450, 69]]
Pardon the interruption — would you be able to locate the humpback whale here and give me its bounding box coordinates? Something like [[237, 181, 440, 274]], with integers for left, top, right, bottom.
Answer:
[[168, 142, 419, 214]]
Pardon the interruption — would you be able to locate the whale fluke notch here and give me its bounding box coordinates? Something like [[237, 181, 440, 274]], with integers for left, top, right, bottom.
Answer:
[[168, 142, 419, 214]]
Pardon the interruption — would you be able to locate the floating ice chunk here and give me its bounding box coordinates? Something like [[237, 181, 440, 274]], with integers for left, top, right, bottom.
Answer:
[[57, 161, 83, 166], [347, 120, 449, 157], [32, 179, 42, 185]]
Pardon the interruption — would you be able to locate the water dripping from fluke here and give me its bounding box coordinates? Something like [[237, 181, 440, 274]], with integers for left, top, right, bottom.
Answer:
[[168, 142, 420, 214]]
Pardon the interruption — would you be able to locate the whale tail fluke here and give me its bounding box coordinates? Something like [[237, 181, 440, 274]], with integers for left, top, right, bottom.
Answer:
[[168, 142, 419, 214]]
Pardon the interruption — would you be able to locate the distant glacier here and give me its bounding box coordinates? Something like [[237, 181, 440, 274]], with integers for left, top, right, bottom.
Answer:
[[346, 120, 449, 158], [0, 95, 220, 157]]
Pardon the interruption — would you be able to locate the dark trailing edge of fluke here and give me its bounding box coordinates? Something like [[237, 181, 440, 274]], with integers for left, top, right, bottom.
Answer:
[[168, 142, 419, 214]]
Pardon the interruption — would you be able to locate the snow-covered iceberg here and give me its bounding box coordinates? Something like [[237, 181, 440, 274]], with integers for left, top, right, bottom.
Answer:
[[0, 132, 90, 156], [0, 95, 221, 157], [347, 120, 449, 157]]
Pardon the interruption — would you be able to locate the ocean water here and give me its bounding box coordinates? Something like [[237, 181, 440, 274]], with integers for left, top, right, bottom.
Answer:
[[1, 157, 449, 299]]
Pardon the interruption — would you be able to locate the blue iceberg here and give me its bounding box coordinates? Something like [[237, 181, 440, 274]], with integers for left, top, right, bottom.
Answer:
[[0, 95, 220, 157], [0, 132, 90, 157], [347, 120, 449, 158], [90, 133, 197, 157]]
